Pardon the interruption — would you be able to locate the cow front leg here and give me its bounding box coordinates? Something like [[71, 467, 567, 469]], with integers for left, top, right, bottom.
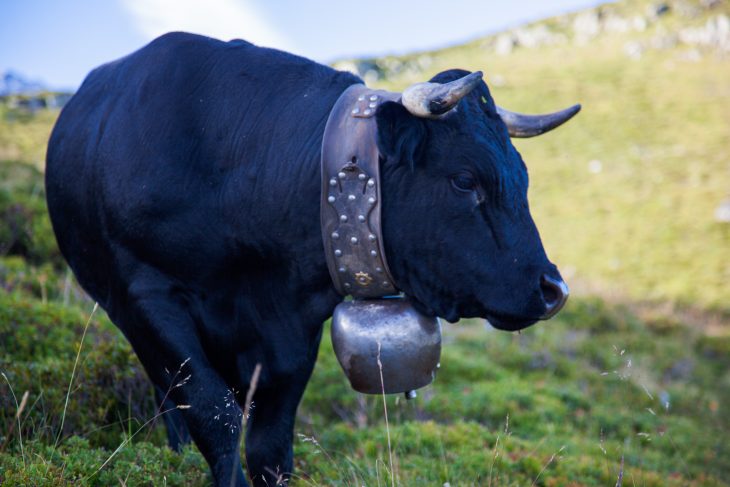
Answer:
[[244, 382, 308, 487], [119, 289, 249, 487]]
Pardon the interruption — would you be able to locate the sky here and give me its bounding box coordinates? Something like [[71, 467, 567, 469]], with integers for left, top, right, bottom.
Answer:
[[1, 0, 602, 91]]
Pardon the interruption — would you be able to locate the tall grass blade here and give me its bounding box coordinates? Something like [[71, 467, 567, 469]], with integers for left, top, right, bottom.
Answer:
[[54, 301, 98, 448]]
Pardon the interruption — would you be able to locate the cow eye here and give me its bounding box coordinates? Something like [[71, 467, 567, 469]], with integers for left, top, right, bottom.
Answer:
[[451, 173, 477, 192]]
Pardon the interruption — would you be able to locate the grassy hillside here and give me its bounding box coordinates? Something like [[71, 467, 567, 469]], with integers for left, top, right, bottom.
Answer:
[[0, 102, 57, 167], [1, 287, 728, 485], [352, 0, 730, 310], [1, 0, 729, 485]]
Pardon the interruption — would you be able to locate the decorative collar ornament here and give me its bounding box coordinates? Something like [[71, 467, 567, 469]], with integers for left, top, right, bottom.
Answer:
[[321, 83, 441, 399], [321, 84, 401, 298]]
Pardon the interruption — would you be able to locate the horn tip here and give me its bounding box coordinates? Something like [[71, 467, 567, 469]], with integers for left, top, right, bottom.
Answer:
[[558, 104, 581, 124]]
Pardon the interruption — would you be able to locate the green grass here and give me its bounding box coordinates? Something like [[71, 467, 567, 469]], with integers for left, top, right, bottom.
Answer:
[[295, 300, 730, 485], [1, 289, 728, 485], [1, 0, 729, 484], [0, 103, 57, 168]]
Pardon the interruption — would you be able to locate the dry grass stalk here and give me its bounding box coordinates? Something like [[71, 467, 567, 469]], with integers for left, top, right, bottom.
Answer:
[[55, 301, 98, 449], [84, 405, 184, 482], [238, 362, 263, 487], [0, 372, 29, 463], [16, 390, 29, 420], [376, 341, 395, 487], [487, 434, 500, 487], [531, 445, 565, 487], [244, 363, 262, 426], [616, 455, 624, 487]]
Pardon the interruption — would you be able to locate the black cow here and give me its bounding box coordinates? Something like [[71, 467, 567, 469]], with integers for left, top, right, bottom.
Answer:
[[46, 32, 576, 486]]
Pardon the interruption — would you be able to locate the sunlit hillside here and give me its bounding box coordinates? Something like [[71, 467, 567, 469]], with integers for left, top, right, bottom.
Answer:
[[338, 0, 730, 310]]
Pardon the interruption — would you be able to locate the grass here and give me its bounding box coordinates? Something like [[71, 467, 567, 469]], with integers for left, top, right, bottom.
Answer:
[[0, 102, 57, 168], [295, 300, 729, 485], [1, 286, 728, 485], [1, 0, 729, 484]]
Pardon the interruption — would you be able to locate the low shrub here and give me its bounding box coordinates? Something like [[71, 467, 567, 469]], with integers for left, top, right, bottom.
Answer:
[[0, 295, 157, 450], [0, 160, 61, 267]]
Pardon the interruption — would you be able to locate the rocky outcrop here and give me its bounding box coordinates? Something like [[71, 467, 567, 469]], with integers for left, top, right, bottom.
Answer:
[[332, 55, 434, 83], [490, 0, 730, 60], [678, 13, 730, 51], [332, 0, 730, 80]]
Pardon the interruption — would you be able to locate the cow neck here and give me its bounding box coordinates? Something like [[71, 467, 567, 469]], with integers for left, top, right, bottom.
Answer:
[[320, 83, 401, 298]]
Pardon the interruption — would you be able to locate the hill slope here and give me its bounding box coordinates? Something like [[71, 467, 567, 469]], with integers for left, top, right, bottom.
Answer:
[[337, 0, 730, 310]]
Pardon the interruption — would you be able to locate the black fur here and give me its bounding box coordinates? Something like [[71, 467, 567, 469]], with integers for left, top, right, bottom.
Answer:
[[46, 33, 563, 486]]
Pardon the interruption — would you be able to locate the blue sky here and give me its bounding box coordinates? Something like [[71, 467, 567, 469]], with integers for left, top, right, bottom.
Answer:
[[1, 0, 601, 91]]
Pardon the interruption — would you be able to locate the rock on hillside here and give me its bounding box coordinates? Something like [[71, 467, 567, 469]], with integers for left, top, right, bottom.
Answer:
[[333, 0, 730, 79]]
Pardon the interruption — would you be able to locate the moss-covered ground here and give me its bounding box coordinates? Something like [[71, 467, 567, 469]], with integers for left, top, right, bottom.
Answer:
[[1, 271, 728, 485]]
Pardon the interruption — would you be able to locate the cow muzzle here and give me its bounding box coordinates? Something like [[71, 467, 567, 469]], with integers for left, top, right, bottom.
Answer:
[[540, 274, 570, 319]]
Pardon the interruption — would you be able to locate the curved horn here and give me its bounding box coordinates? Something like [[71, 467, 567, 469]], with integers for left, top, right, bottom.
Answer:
[[496, 104, 581, 138], [401, 71, 483, 119]]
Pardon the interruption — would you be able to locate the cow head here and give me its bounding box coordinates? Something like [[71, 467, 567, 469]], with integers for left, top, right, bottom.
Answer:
[[376, 69, 576, 330]]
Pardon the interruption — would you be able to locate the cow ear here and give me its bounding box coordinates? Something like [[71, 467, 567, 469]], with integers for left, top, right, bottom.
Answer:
[[375, 101, 426, 169]]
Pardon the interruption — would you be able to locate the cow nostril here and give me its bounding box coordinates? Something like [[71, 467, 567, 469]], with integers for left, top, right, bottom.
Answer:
[[540, 274, 569, 319], [542, 282, 559, 306]]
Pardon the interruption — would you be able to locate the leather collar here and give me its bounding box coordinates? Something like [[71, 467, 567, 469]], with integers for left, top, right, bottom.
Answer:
[[321, 84, 401, 298]]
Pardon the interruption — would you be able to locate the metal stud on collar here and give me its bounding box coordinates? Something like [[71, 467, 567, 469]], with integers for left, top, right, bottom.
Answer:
[[324, 162, 397, 296]]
